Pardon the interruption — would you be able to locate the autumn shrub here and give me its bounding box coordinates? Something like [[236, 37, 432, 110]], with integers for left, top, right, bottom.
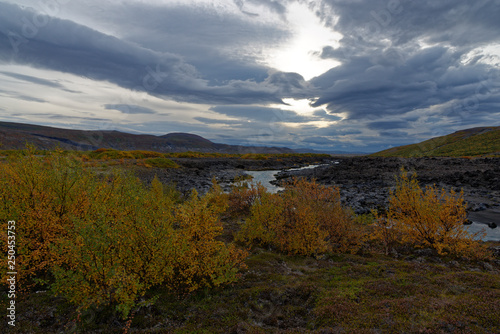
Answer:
[[1, 148, 248, 318], [50, 174, 178, 317], [240, 153, 269, 160], [0, 147, 93, 286], [372, 168, 488, 258], [228, 180, 267, 217], [128, 150, 164, 159], [166, 185, 247, 293], [52, 176, 246, 318], [236, 186, 283, 248], [237, 178, 360, 256], [369, 214, 402, 256]]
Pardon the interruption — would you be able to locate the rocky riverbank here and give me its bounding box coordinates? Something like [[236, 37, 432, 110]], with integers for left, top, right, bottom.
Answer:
[[132, 155, 500, 228], [132, 155, 330, 194], [274, 156, 500, 225]]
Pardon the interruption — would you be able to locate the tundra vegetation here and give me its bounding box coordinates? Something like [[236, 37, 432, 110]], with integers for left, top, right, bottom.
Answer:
[[371, 126, 500, 157], [0, 148, 499, 333]]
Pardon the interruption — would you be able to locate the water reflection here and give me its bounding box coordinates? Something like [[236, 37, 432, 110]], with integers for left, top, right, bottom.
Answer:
[[465, 222, 500, 242], [245, 170, 283, 193], [245, 164, 328, 194]]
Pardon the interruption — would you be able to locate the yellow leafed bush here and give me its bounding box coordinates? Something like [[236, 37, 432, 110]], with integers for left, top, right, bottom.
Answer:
[[50, 174, 179, 317], [166, 183, 247, 293], [237, 178, 360, 256], [0, 148, 247, 318], [372, 168, 488, 259]]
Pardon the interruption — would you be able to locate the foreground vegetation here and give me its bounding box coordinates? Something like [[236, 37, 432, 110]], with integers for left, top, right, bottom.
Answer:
[[1, 149, 499, 333]]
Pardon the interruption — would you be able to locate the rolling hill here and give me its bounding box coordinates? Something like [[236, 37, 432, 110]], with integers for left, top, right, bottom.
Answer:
[[0, 121, 294, 154], [371, 126, 500, 157]]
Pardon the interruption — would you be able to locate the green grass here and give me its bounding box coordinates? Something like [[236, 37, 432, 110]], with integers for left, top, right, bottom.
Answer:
[[372, 127, 500, 157]]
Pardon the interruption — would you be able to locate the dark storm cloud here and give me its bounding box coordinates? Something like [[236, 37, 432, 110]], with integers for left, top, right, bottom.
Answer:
[[367, 121, 411, 130], [265, 71, 311, 97], [301, 136, 337, 145], [311, 46, 500, 121], [99, 2, 289, 84], [104, 104, 157, 115], [0, 2, 296, 105], [318, 0, 500, 51], [309, 0, 500, 132]]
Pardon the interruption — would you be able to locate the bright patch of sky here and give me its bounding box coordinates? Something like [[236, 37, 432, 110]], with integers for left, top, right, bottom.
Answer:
[[262, 2, 341, 80]]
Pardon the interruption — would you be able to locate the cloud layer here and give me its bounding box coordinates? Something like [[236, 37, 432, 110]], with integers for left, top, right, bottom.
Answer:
[[0, 0, 499, 152]]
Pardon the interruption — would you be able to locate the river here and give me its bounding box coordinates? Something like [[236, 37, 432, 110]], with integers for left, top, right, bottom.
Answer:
[[244, 164, 330, 193], [244, 164, 500, 242], [245, 169, 283, 193]]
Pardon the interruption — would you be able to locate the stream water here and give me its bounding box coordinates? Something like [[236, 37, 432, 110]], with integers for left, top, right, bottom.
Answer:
[[244, 164, 329, 193], [244, 164, 500, 242], [245, 170, 283, 193], [465, 222, 500, 242]]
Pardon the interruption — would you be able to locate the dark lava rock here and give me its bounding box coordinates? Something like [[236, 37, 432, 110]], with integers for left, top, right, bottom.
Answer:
[[274, 156, 500, 216], [133, 156, 500, 220], [133, 155, 328, 195]]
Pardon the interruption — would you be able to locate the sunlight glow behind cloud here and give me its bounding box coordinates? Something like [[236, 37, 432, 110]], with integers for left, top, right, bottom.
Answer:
[[263, 2, 341, 80], [277, 98, 323, 115]]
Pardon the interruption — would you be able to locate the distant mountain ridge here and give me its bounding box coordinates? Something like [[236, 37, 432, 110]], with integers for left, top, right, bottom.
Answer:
[[0, 121, 294, 154], [371, 126, 500, 157]]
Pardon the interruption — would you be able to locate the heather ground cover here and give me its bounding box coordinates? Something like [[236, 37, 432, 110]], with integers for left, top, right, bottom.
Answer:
[[1, 148, 499, 333]]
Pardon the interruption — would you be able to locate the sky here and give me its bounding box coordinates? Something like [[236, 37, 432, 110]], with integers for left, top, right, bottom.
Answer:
[[0, 0, 499, 153]]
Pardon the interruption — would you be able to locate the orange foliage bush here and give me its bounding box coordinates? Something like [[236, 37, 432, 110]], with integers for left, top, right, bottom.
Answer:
[[51, 176, 246, 318], [0, 147, 92, 286], [372, 168, 488, 259], [228, 180, 267, 217], [237, 178, 360, 256]]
